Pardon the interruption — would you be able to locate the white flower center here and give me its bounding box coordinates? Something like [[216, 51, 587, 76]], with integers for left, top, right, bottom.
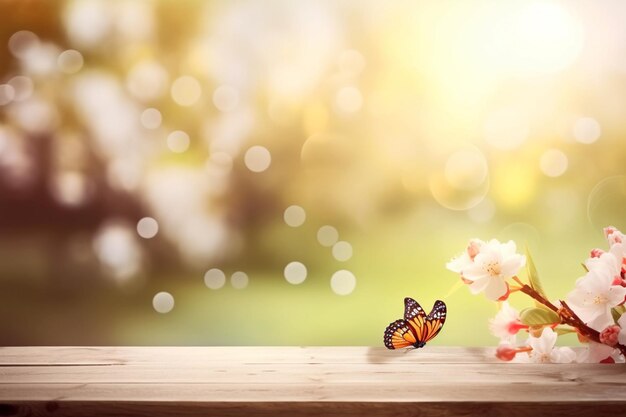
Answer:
[[485, 261, 502, 277], [592, 294, 608, 305]]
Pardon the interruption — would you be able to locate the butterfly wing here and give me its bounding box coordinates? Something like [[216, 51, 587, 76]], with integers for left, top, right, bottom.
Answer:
[[420, 300, 447, 343], [404, 297, 426, 321], [384, 298, 447, 349], [384, 319, 418, 349], [403, 297, 428, 345]]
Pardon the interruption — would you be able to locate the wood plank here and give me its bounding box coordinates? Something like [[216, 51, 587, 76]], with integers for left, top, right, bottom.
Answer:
[[1, 381, 626, 402], [1, 347, 625, 417], [4, 401, 626, 417], [0, 346, 500, 365], [2, 363, 626, 385]]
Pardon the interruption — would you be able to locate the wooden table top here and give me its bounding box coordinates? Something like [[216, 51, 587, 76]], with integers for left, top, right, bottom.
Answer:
[[1, 346, 625, 416]]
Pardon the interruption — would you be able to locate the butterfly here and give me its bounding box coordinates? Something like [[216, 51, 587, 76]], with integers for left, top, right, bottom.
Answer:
[[384, 297, 447, 350]]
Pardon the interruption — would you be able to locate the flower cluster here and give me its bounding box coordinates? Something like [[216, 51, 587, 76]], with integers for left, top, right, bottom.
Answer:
[[448, 227, 626, 363]]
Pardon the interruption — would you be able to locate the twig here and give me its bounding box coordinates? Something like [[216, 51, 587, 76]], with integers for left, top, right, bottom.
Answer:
[[515, 280, 626, 357]]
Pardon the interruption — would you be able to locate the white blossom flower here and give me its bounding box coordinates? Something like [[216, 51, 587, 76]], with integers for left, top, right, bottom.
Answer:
[[488, 301, 525, 344], [567, 252, 626, 331], [524, 327, 575, 363], [446, 239, 483, 276], [589, 241, 625, 271], [577, 341, 621, 364], [605, 226, 625, 247], [447, 239, 526, 301]]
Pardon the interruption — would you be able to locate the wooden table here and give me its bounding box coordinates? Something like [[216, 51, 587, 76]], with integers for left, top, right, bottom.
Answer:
[[1, 346, 625, 416]]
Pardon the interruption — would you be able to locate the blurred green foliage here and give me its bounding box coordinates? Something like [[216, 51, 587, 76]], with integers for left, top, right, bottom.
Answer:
[[0, 0, 625, 346]]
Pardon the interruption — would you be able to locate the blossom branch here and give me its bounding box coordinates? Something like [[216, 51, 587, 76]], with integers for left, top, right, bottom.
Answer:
[[448, 232, 626, 363], [514, 277, 626, 357]]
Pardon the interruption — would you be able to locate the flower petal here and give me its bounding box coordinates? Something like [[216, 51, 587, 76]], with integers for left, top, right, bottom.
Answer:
[[446, 253, 471, 273], [462, 263, 490, 281], [587, 312, 614, 332], [500, 255, 525, 278], [566, 288, 592, 308], [538, 327, 557, 352], [468, 276, 491, 294], [551, 347, 576, 363], [608, 285, 626, 307], [483, 278, 507, 301]]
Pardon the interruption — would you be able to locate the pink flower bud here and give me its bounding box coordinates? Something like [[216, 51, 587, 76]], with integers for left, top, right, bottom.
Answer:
[[604, 226, 618, 239], [466, 239, 481, 261], [590, 248, 605, 258], [495, 345, 516, 361], [507, 321, 528, 335], [604, 226, 624, 245], [599, 325, 620, 347]]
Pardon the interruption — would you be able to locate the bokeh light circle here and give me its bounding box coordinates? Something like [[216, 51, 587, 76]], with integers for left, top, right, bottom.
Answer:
[[140, 108, 162, 129], [317, 225, 339, 247], [171, 75, 202, 106], [231, 271, 249, 289], [573, 117, 601, 144], [8, 30, 39, 59], [332, 241, 353, 261], [137, 217, 159, 239], [167, 130, 190, 153], [588, 176, 626, 231], [244, 146, 271, 172], [153, 292, 174, 314], [57, 49, 84, 74], [429, 171, 490, 211], [284, 261, 307, 285], [444, 146, 488, 190], [330, 270, 356, 295], [540, 149, 568, 177], [204, 268, 226, 290], [127, 60, 169, 101], [284, 205, 306, 227]]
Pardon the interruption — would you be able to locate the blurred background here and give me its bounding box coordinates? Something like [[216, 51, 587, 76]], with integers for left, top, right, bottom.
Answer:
[[1, 0, 625, 346]]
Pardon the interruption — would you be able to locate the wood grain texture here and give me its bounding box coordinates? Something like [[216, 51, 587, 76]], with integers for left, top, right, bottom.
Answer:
[[0, 347, 625, 417]]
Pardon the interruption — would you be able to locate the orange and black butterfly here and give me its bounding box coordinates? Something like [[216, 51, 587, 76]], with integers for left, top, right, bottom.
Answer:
[[384, 298, 447, 350]]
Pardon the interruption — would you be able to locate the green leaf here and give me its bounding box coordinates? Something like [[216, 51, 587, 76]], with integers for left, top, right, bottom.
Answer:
[[554, 326, 576, 336], [611, 308, 622, 322], [525, 247, 548, 306], [520, 307, 560, 326]]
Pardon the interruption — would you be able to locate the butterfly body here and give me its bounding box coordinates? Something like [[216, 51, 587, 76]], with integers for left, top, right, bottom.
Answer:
[[383, 297, 447, 350]]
